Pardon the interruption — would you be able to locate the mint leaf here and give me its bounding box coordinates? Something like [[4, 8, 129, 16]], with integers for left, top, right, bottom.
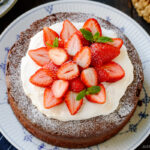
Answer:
[[46, 37, 59, 48], [80, 29, 113, 44], [76, 89, 86, 101], [87, 86, 101, 94], [96, 36, 113, 43], [46, 42, 53, 47], [76, 86, 101, 100], [93, 32, 100, 41], [53, 37, 59, 47], [93, 32, 113, 43], [80, 28, 93, 42], [85, 91, 90, 95]]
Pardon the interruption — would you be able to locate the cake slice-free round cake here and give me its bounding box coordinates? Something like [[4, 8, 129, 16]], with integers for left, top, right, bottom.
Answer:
[[6, 12, 143, 148]]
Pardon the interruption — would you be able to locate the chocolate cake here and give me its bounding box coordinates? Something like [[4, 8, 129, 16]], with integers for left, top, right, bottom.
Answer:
[[6, 12, 143, 148]]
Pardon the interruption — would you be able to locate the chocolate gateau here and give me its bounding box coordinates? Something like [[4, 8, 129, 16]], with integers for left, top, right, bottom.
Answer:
[[6, 12, 143, 148]]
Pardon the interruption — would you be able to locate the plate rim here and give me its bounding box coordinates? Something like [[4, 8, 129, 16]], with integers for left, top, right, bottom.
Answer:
[[0, 0, 150, 150]]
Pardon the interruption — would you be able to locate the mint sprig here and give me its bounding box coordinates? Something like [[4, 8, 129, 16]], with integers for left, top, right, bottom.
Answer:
[[80, 29, 113, 43], [76, 90, 86, 101], [80, 29, 93, 42], [46, 37, 59, 48], [96, 36, 113, 43], [76, 86, 101, 101], [53, 37, 59, 47], [87, 86, 101, 94]]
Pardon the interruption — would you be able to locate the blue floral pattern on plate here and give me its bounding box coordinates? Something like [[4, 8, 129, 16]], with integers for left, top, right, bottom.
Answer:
[[44, 5, 53, 15]]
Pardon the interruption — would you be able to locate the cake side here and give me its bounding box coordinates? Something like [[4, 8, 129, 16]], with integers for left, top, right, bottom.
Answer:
[[6, 12, 144, 148]]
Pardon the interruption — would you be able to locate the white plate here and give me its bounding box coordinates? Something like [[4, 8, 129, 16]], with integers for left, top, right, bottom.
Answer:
[[0, 0, 150, 150], [0, 0, 17, 18]]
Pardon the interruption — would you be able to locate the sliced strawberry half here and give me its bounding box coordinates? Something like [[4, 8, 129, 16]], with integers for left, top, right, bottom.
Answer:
[[43, 60, 59, 80], [28, 47, 50, 67], [48, 48, 68, 65], [73, 46, 91, 68], [60, 20, 78, 43], [69, 77, 85, 92], [57, 61, 79, 80], [65, 33, 82, 56], [101, 61, 125, 82], [75, 30, 90, 46], [95, 67, 109, 82], [65, 91, 83, 115], [90, 43, 120, 67], [83, 18, 102, 36], [107, 38, 123, 49], [30, 68, 53, 87], [52, 80, 69, 98], [44, 88, 63, 109], [81, 68, 98, 87], [86, 84, 106, 104], [43, 27, 59, 47]]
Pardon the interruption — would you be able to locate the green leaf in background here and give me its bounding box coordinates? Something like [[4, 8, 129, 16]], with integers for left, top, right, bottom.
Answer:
[[87, 86, 101, 94], [96, 36, 113, 43], [80, 28, 93, 42], [76, 89, 86, 101], [53, 37, 59, 47]]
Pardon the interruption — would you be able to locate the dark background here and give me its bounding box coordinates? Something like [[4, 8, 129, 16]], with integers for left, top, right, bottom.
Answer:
[[0, 0, 150, 150]]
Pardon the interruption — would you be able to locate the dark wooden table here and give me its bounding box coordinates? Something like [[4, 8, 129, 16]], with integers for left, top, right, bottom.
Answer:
[[0, 0, 150, 150]]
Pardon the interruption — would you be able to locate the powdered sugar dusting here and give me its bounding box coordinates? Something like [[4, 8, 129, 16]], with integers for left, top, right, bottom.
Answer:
[[6, 13, 143, 137]]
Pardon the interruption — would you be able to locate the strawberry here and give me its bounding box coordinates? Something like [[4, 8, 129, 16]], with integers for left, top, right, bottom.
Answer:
[[90, 43, 120, 67], [43, 61, 59, 80], [48, 48, 68, 65], [107, 38, 123, 49], [86, 84, 106, 104], [28, 47, 50, 67], [83, 18, 102, 36], [65, 33, 82, 56], [60, 20, 78, 43], [43, 60, 59, 73], [57, 61, 79, 80], [75, 30, 90, 46], [43, 27, 59, 47], [69, 77, 85, 92], [95, 67, 109, 82], [44, 88, 63, 109], [65, 91, 83, 115], [30, 68, 53, 87], [81, 68, 98, 87], [52, 80, 69, 98], [101, 61, 125, 82], [58, 39, 64, 48], [73, 46, 91, 68]]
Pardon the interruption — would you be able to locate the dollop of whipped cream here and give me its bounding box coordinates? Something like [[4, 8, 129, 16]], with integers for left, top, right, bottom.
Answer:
[[21, 22, 134, 121]]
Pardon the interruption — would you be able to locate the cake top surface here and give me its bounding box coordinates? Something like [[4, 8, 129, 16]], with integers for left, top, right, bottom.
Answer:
[[7, 12, 143, 137], [20, 20, 133, 121]]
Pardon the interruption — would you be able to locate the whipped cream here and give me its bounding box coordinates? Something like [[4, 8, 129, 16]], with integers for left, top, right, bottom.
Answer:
[[21, 22, 134, 121]]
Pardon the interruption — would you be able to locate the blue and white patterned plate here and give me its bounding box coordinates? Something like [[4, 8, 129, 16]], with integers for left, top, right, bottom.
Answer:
[[0, 0, 150, 150]]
